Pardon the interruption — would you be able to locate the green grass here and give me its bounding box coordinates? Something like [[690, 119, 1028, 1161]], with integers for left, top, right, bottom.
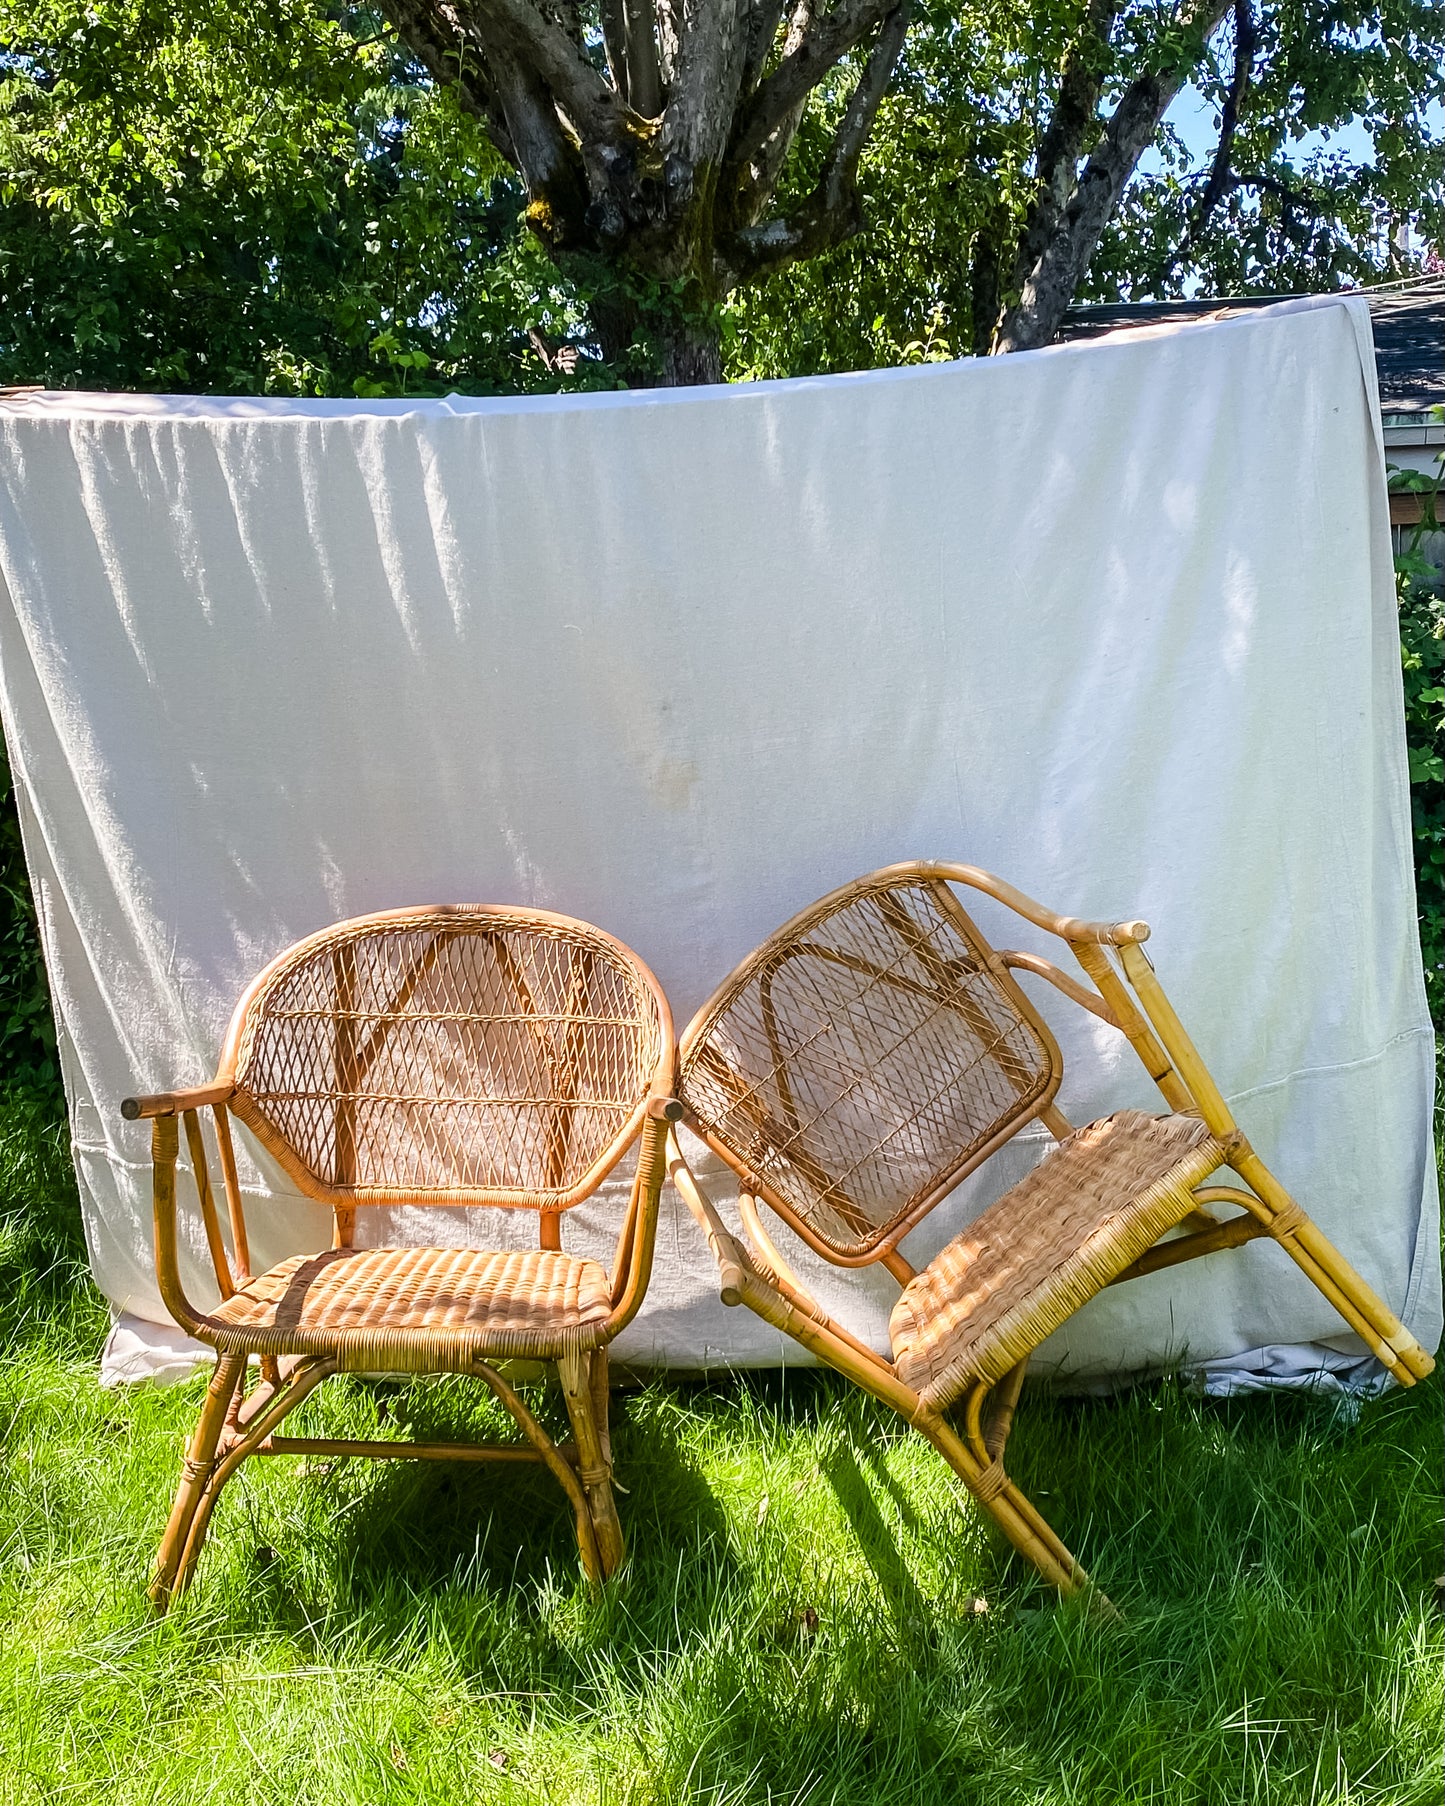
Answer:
[[0, 1092, 1439, 1806]]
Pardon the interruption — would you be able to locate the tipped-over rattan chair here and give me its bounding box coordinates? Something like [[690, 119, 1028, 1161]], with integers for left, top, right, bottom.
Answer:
[[125, 905, 677, 1610], [670, 863, 1434, 1610]]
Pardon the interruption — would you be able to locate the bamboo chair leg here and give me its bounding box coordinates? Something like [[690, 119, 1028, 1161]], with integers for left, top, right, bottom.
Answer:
[[167, 1356, 335, 1608], [470, 1359, 604, 1585], [963, 1377, 1093, 1594], [984, 1357, 1029, 1461], [919, 1409, 1110, 1611], [589, 1345, 613, 1468], [1237, 1156, 1434, 1383], [559, 1348, 625, 1579], [150, 1352, 246, 1611], [707, 1243, 1107, 1609]]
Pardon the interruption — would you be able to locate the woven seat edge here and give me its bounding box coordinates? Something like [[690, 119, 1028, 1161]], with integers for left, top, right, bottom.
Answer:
[[901, 1136, 1226, 1410]]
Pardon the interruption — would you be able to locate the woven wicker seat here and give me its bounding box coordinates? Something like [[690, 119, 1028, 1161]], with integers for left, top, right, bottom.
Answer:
[[125, 905, 677, 1611], [890, 1111, 1221, 1407], [670, 863, 1433, 1612], [208, 1246, 614, 1368]]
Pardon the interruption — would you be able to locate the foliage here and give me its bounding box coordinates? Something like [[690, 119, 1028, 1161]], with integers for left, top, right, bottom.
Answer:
[[724, 12, 1027, 377], [1392, 450, 1444, 1028], [730, 0, 1444, 381], [0, 1075, 1439, 1802], [368, 0, 1445, 376], [0, 750, 59, 1107], [0, 1, 588, 397], [1093, 0, 1445, 301], [2, 1, 1442, 393]]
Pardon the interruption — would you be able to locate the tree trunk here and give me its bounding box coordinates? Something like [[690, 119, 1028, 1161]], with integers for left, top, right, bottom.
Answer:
[[584, 284, 723, 386], [655, 317, 723, 386], [382, 0, 912, 387]]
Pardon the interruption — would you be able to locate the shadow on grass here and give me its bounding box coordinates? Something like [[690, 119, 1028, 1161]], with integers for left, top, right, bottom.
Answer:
[[817, 1426, 935, 1637], [221, 1368, 741, 1657]]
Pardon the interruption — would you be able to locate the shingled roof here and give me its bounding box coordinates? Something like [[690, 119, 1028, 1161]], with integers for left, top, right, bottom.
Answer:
[[1057, 280, 1445, 416]]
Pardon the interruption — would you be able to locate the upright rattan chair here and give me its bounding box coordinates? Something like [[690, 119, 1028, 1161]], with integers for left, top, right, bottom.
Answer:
[[669, 863, 1434, 1608], [125, 905, 677, 1610]]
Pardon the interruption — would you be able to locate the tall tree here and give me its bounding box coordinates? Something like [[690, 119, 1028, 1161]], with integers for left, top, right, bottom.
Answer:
[[381, 0, 1266, 381], [3, 1, 1440, 393], [727, 0, 1443, 379]]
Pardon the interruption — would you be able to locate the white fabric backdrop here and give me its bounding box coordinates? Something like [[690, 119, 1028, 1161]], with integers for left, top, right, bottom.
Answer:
[[0, 294, 1436, 1392]]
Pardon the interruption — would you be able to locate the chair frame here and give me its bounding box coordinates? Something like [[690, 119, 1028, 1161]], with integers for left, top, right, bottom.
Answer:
[[125, 904, 679, 1611], [671, 862, 1434, 1609]]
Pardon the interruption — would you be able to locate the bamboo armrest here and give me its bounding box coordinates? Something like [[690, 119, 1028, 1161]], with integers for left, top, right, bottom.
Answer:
[[665, 1134, 884, 1366], [143, 1112, 213, 1339], [665, 1131, 750, 1305], [919, 863, 1150, 946], [128, 1088, 248, 1326], [122, 1082, 235, 1120]]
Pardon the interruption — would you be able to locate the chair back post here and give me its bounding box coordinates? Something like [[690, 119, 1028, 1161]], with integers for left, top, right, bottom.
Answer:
[[210, 1102, 252, 1282], [330, 939, 360, 1247], [1067, 940, 1195, 1112], [1114, 942, 1240, 1138], [180, 1109, 236, 1301]]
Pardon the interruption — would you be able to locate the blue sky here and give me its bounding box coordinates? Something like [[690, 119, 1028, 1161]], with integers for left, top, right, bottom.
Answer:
[[1150, 84, 1383, 174]]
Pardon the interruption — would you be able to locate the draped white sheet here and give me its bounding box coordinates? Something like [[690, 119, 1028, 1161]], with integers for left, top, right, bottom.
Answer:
[[0, 294, 1436, 1391]]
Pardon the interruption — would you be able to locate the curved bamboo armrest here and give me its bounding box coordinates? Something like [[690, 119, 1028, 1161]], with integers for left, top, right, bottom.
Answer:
[[127, 1082, 248, 1327], [603, 1094, 684, 1336], [918, 862, 1150, 946], [122, 1081, 235, 1119], [665, 1130, 749, 1305], [145, 1112, 215, 1340]]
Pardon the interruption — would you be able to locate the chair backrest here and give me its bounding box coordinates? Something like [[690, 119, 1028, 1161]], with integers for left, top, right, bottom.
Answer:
[[678, 872, 1061, 1260], [221, 906, 670, 1209]]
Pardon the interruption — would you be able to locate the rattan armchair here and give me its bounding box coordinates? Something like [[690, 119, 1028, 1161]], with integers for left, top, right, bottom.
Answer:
[[669, 863, 1434, 1609], [126, 905, 677, 1610]]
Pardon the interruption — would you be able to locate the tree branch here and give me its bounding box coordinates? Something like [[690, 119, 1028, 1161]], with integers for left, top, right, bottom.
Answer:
[[537, 0, 584, 51], [621, 0, 663, 116], [727, 0, 817, 227], [1162, 0, 1256, 278], [994, 0, 1234, 353], [721, 2, 909, 284], [381, 0, 516, 161], [488, 35, 591, 228], [597, 0, 630, 95], [656, 0, 682, 84], [724, 0, 897, 177], [1015, 0, 1123, 275], [662, 0, 751, 172], [739, 0, 789, 97], [472, 0, 636, 145], [823, 0, 908, 185]]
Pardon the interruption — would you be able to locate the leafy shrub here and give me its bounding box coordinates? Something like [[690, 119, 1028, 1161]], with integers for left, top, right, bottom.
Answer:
[[1394, 468, 1444, 1031], [0, 744, 60, 1105]]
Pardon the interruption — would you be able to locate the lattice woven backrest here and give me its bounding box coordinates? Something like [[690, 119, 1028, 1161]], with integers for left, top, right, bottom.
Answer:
[[680, 877, 1058, 1257], [227, 910, 665, 1206]]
